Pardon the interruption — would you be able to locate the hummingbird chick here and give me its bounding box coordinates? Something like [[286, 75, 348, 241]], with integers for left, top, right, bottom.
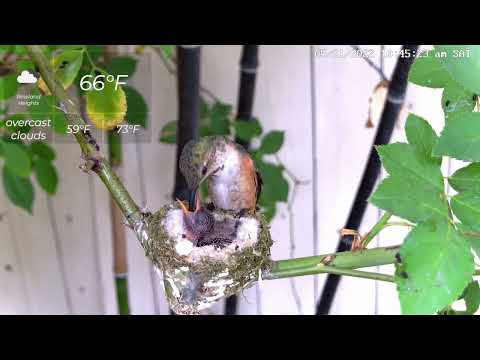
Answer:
[[179, 136, 262, 215], [177, 197, 239, 249], [177, 198, 214, 246]]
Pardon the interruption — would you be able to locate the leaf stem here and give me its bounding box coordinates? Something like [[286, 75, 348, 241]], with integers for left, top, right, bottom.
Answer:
[[384, 221, 414, 228], [361, 212, 393, 248], [83, 48, 100, 71]]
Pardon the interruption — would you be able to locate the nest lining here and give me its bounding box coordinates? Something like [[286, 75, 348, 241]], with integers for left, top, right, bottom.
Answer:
[[163, 208, 260, 262]]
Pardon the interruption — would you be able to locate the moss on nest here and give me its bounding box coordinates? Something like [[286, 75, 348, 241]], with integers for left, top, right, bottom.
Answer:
[[141, 202, 273, 314]]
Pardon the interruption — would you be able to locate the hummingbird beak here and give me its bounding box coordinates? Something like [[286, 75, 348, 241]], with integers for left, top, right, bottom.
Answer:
[[188, 189, 198, 212], [177, 197, 208, 245], [178, 195, 201, 216], [188, 165, 220, 210]]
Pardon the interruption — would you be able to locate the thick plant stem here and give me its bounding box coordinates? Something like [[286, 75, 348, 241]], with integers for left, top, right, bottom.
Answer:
[[25, 45, 142, 227], [264, 245, 400, 280]]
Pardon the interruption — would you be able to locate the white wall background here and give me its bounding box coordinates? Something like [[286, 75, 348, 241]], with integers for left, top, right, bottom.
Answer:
[[0, 45, 451, 314]]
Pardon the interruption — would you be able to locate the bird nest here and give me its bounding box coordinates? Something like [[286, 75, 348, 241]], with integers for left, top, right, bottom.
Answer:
[[139, 202, 273, 315]]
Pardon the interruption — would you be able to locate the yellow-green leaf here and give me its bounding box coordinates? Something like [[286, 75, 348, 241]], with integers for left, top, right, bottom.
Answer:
[[86, 70, 127, 130]]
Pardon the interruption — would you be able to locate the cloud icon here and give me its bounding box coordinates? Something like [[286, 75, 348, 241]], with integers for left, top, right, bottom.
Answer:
[[17, 70, 38, 84]]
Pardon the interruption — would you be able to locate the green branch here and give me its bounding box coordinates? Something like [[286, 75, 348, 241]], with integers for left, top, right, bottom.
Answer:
[[264, 245, 400, 282], [25, 45, 142, 226]]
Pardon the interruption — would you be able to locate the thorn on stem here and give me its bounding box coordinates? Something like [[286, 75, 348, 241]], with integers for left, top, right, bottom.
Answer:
[[321, 255, 335, 265], [79, 153, 102, 173]]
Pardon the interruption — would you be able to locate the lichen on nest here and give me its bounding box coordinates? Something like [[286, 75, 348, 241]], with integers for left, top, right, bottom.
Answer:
[[141, 202, 273, 315]]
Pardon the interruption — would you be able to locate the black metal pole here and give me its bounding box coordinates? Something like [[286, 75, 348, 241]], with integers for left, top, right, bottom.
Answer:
[[225, 45, 259, 315], [171, 45, 201, 315], [234, 45, 259, 148], [173, 45, 201, 202], [315, 45, 418, 315]]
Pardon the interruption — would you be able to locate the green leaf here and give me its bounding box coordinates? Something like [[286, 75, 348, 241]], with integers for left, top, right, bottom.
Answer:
[[433, 112, 480, 162], [259, 131, 285, 154], [0, 45, 13, 54], [200, 99, 210, 118], [463, 281, 480, 314], [405, 114, 440, 163], [74, 63, 90, 97], [160, 45, 174, 59], [210, 102, 231, 135], [257, 161, 289, 203], [50, 45, 85, 51], [159, 121, 177, 144], [451, 190, 480, 233], [456, 223, 480, 258], [409, 51, 453, 88], [46, 50, 84, 90], [11, 46, 26, 55], [441, 84, 475, 116], [449, 163, 480, 193], [86, 70, 127, 130], [3, 114, 31, 134], [234, 119, 262, 142], [50, 105, 69, 135], [0, 139, 31, 177], [33, 158, 58, 195], [371, 176, 448, 224], [86, 45, 105, 62], [16, 60, 34, 72], [369, 143, 448, 223], [200, 126, 213, 137], [435, 45, 480, 95], [30, 141, 56, 161], [106, 56, 138, 77], [0, 74, 20, 101], [2, 166, 34, 213], [124, 86, 148, 128], [260, 203, 276, 223], [395, 222, 474, 315], [30, 92, 68, 135]]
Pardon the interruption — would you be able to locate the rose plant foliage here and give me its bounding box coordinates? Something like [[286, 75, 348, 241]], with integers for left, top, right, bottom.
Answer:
[[369, 46, 480, 314]]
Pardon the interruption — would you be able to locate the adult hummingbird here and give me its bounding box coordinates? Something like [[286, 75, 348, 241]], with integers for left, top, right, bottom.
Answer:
[[179, 135, 262, 215]]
